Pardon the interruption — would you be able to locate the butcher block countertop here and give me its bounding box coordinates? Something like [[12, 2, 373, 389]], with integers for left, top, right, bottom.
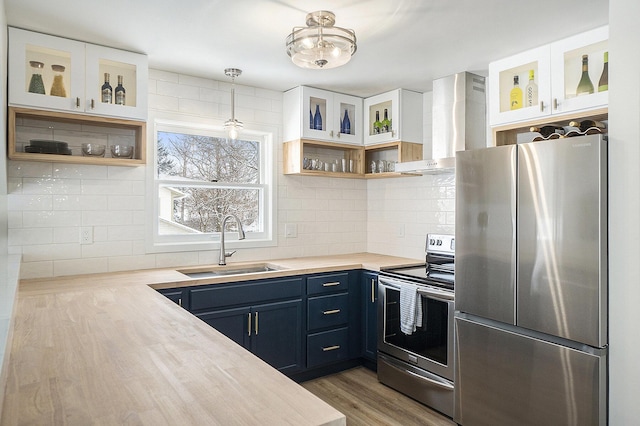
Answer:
[[0, 253, 422, 425]]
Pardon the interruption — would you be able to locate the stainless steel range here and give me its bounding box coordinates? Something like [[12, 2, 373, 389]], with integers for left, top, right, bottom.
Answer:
[[377, 234, 455, 418]]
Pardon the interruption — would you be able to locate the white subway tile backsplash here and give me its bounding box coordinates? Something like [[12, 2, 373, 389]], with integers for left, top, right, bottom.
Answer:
[[54, 258, 108, 277], [22, 243, 81, 262], [81, 241, 132, 258]]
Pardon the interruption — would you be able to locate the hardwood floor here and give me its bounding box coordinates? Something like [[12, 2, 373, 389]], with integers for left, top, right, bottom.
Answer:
[[301, 367, 456, 426]]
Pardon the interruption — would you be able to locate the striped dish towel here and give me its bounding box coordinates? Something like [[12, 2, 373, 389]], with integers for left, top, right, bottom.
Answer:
[[399, 282, 423, 335]]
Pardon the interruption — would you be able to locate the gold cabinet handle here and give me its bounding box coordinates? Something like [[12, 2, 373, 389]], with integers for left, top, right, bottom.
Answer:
[[75, 97, 81, 108], [322, 281, 340, 287], [539, 101, 544, 112], [553, 98, 558, 110], [323, 309, 341, 315], [322, 345, 340, 352], [371, 278, 375, 303], [254, 311, 259, 335], [247, 313, 252, 336], [90, 98, 95, 109]]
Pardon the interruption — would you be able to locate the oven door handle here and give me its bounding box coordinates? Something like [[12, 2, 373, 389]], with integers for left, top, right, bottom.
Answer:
[[382, 357, 454, 391], [379, 277, 454, 301]]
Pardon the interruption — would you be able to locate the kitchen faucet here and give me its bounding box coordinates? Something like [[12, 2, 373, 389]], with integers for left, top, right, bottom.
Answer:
[[218, 214, 246, 265]]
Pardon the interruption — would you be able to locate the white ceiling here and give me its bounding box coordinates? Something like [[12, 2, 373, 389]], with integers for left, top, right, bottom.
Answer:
[[5, 0, 609, 97]]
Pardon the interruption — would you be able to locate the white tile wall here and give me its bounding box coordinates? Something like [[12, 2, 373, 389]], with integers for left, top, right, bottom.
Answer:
[[8, 69, 454, 279]]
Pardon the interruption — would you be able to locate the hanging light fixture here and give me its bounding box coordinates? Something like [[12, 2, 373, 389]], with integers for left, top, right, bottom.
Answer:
[[285, 10, 357, 70], [224, 68, 243, 140]]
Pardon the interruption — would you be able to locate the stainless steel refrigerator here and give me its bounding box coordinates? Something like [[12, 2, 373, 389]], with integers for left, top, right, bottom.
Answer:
[[454, 134, 607, 426]]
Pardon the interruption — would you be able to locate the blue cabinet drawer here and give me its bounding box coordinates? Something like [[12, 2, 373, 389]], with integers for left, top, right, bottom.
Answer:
[[307, 293, 349, 331], [307, 273, 348, 295], [307, 327, 349, 368], [190, 277, 303, 311]]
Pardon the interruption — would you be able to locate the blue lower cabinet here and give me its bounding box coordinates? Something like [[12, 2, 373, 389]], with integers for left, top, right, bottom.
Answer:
[[362, 271, 378, 362], [307, 327, 349, 368], [197, 299, 303, 375]]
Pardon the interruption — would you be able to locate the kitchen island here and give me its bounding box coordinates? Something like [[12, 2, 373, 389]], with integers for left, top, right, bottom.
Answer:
[[0, 253, 421, 425]]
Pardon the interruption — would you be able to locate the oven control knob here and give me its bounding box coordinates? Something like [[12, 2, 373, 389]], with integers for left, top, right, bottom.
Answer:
[[429, 238, 435, 246], [436, 239, 442, 246]]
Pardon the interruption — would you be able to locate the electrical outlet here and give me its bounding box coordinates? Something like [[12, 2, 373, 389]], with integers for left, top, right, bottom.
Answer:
[[285, 223, 297, 238], [80, 226, 93, 244], [397, 224, 405, 238]]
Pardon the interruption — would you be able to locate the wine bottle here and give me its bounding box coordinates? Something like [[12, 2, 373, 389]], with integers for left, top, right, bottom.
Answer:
[[381, 109, 391, 133], [101, 73, 112, 103], [569, 120, 606, 132], [525, 70, 538, 108], [115, 75, 126, 105], [576, 54, 594, 96], [373, 110, 382, 134], [598, 51, 608, 92], [510, 75, 522, 110], [530, 125, 565, 138], [313, 104, 322, 130], [342, 109, 351, 135], [309, 109, 313, 129]]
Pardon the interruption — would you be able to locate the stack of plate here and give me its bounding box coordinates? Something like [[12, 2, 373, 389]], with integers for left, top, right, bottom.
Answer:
[[25, 139, 72, 155]]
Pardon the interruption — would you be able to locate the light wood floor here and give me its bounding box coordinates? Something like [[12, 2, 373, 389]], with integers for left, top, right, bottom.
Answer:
[[302, 367, 456, 426]]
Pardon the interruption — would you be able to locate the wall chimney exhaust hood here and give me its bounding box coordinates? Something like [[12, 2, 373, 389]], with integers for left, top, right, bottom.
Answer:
[[395, 72, 486, 174]]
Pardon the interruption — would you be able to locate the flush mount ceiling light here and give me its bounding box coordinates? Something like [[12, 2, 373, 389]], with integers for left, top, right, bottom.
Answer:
[[224, 68, 243, 140], [286, 10, 357, 69]]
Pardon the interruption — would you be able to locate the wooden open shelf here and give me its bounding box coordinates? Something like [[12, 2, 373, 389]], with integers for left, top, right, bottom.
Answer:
[[283, 139, 365, 178], [8, 106, 146, 166], [364, 141, 422, 178]]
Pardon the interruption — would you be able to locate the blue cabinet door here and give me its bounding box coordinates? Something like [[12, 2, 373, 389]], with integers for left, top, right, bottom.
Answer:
[[251, 299, 303, 374], [362, 271, 378, 362], [196, 306, 251, 350]]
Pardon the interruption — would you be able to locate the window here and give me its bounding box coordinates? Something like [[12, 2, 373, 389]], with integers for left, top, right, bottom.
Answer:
[[150, 119, 274, 252]]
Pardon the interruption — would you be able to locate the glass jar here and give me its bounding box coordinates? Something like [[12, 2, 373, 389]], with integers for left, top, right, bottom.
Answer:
[[28, 61, 46, 94], [50, 64, 67, 97]]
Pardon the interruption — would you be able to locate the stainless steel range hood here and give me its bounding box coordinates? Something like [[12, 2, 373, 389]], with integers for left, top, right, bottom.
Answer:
[[395, 72, 486, 174]]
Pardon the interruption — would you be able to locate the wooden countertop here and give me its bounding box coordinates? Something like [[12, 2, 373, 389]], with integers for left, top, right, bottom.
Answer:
[[1, 253, 422, 425]]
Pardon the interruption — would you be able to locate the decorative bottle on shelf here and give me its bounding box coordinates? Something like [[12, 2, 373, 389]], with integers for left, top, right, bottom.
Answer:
[[530, 125, 565, 141], [342, 109, 351, 135], [569, 119, 606, 133], [101, 73, 112, 103], [598, 51, 608, 92], [115, 75, 126, 105], [28, 61, 46, 95], [313, 104, 323, 130], [510, 75, 522, 110], [525, 70, 538, 108], [576, 54, 594, 96], [49, 65, 66, 97], [381, 109, 391, 133], [373, 110, 382, 134]]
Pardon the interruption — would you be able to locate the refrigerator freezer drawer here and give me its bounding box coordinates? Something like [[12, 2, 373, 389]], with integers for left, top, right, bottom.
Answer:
[[454, 316, 606, 426]]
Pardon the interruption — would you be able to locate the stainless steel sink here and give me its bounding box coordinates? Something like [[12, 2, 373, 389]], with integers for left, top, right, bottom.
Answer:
[[179, 263, 283, 279]]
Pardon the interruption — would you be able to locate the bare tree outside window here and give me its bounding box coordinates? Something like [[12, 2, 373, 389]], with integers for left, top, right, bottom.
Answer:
[[157, 131, 261, 234]]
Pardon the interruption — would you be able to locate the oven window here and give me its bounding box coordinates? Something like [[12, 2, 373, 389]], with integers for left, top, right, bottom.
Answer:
[[384, 288, 449, 366]]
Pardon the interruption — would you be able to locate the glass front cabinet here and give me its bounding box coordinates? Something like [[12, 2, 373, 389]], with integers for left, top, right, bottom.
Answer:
[[489, 25, 608, 126], [283, 86, 363, 145], [8, 27, 148, 121], [363, 89, 423, 146]]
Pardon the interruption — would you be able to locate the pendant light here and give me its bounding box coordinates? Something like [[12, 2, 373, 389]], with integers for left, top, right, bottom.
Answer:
[[285, 10, 357, 69], [224, 68, 243, 140]]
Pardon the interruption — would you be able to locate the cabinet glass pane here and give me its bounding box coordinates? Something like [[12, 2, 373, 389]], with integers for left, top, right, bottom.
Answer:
[[25, 44, 72, 99], [498, 61, 538, 113], [308, 96, 327, 131], [563, 40, 608, 100], [367, 101, 392, 136], [98, 59, 138, 107], [338, 102, 355, 136]]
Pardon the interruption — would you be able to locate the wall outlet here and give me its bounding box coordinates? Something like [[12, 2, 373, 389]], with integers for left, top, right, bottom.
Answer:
[[80, 226, 93, 244], [397, 224, 405, 238], [285, 223, 297, 238]]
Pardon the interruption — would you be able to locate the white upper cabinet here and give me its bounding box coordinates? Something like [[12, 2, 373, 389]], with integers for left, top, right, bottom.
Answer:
[[9, 27, 148, 121], [489, 26, 608, 126], [363, 89, 422, 146], [283, 86, 363, 145]]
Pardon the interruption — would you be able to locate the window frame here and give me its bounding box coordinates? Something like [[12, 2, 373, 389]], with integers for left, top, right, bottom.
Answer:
[[146, 113, 276, 253]]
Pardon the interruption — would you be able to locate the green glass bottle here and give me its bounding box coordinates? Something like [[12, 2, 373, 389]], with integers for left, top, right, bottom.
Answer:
[[576, 54, 594, 96], [598, 52, 608, 92]]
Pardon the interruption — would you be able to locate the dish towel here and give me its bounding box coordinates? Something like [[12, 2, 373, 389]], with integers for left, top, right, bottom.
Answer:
[[399, 282, 423, 335]]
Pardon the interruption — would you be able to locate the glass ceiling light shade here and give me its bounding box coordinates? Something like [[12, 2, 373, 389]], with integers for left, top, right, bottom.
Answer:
[[224, 68, 243, 140], [286, 10, 357, 69]]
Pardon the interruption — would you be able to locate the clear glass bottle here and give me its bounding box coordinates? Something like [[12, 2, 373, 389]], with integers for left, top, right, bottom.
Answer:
[[28, 61, 46, 95], [101, 73, 113, 103], [576, 54, 594, 96], [115, 75, 126, 105], [524, 70, 538, 108], [49, 64, 67, 97]]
